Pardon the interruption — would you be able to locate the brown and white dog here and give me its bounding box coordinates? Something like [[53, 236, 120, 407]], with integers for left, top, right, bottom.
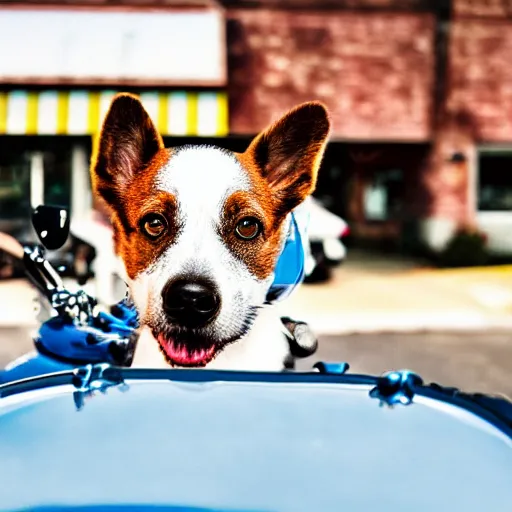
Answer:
[[90, 93, 330, 371]]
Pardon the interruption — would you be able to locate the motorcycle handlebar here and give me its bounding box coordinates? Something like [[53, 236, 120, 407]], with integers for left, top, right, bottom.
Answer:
[[0, 231, 63, 301]]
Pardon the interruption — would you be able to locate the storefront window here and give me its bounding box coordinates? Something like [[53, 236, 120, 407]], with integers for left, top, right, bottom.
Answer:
[[43, 147, 72, 209], [363, 168, 404, 221], [0, 143, 31, 220], [0, 136, 73, 224], [478, 152, 512, 211]]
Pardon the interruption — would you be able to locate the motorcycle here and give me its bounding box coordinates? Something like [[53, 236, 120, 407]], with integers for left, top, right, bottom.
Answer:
[[0, 205, 139, 384], [0, 206, 511, 511], [0, 205, 320, 383]]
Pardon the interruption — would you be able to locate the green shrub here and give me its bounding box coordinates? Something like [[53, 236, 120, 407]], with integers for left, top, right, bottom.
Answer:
[[438, 226, 488, 268]]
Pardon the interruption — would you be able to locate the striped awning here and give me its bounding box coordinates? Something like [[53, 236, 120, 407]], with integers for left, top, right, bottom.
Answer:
[[0, 90, 228, 137]]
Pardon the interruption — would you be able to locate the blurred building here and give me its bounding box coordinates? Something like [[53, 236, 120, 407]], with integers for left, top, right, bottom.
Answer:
[[224, 0, 512, 255], [0, 0, 228, 236], [1, 0, 512, 298], [0, 0, 229, 301]]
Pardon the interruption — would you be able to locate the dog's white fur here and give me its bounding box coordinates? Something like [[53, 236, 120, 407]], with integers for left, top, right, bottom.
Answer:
[[133, 308, 290, 371], [129, 147, 290, 370]]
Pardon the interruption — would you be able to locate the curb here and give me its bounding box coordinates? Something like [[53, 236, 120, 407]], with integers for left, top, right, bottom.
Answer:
[[288, 311, 512, 336], [1, 312, 512, 335]]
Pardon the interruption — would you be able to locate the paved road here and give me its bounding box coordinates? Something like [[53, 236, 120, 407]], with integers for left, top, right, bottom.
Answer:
[[297, 331, 512, 397], [1, 327, 511, 397]]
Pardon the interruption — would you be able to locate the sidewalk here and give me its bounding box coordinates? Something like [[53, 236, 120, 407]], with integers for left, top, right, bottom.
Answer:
[[0, 278, 94, 329], [278, 256, 512, 334], [0, 279, 39, 328], [3, 254, 512, 334]]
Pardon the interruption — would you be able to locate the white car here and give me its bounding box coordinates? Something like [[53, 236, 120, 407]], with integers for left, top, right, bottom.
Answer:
[[303, 197, 350, 283]]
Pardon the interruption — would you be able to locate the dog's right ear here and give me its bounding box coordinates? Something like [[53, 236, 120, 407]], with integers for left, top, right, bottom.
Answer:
[[91, 93, 164, 208], [244, 101, 330, 217]]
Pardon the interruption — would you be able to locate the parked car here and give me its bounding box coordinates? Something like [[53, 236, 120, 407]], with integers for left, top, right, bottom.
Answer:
[[304, 197, 350, 283]]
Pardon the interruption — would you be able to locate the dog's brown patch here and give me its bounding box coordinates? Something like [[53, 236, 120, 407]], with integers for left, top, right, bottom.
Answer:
[[221, 189, 284, 280], [91, 93, 164, 210], [90, 93, 181, 279], [110, 150, 182, 280], [223, 101, 331, 280], [243, 101, 331, 217]]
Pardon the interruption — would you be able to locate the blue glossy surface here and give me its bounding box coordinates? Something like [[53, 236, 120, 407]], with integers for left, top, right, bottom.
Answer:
[[0, 301, 138, 385], [267, 213, 305, 302], [0, 375, 511, 512], [0, 352, 74, 384]]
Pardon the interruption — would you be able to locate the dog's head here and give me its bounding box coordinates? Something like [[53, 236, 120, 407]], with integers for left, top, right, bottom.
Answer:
[[91, 93, 330, 367]]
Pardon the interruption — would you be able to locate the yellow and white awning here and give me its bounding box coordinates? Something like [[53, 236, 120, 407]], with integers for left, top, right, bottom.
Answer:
[[0, 90, 228, 137]]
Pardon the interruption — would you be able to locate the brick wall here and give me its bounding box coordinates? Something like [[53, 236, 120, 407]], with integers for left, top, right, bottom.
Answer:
[[422, 119, 474, 220], [227, 9, 435, 140], [453, 0, 512, 18], [448, 19, 512, 142], [221, 0, 430, 9], [0, 1, 215, 6]]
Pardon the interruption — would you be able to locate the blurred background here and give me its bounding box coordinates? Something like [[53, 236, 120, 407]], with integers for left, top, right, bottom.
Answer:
[[0, 0, 512, 395]]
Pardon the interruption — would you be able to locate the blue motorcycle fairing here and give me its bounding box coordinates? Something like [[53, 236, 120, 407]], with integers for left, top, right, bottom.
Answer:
[[108, 300, 139, 328], [0, 351, 74, 385], [35, 317, 121, 364], [0, 300, 139, 384], [1, 368, 511, 511]]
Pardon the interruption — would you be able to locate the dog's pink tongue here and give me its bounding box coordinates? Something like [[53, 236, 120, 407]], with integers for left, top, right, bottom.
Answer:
[[157, 335, 216, 367]]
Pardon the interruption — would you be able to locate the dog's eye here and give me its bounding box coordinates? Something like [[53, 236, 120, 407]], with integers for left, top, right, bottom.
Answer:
[[141, 214, 167, 239], [235, 217, 261, 240]]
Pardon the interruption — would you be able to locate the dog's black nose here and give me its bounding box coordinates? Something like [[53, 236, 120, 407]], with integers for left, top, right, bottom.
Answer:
[[162, 279, 221, 328]]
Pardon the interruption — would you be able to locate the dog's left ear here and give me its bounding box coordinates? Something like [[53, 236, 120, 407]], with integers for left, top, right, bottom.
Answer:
[[245, 102, 330, 215], [91, 93, 164, 209]]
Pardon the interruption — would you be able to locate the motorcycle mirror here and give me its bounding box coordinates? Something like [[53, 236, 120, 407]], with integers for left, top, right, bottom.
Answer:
[[32, 205, 70, 250]]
